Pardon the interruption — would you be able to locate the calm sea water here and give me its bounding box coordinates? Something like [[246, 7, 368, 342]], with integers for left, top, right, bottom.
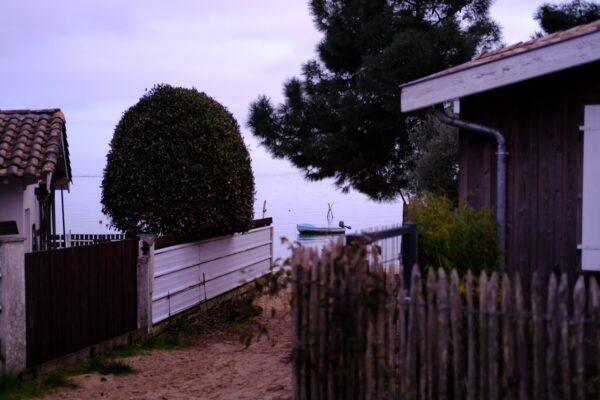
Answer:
[[56, 172, 403, 260]]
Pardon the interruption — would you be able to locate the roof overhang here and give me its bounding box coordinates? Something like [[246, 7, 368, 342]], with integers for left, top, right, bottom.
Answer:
[[400, 29, 600, 112]]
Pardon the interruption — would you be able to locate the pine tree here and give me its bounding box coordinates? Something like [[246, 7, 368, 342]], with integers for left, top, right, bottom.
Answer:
[[535, 0, 600, 34], [248, 0, 500, 201]]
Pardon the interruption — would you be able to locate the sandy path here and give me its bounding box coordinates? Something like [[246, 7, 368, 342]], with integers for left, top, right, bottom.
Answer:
[[43, 294, 292, 400]]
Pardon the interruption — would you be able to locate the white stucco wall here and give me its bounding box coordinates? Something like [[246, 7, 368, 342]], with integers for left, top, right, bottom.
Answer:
[[21, 184, 38, 252], [0, 179, 24, 234], [0, 179, 39, 252]]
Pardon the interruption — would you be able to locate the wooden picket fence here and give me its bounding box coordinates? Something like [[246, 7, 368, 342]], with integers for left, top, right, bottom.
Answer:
[[292, 242, 600, 400]]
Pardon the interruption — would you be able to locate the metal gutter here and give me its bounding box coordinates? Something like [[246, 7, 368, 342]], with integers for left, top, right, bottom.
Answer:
[[433, 105, 507, 271]]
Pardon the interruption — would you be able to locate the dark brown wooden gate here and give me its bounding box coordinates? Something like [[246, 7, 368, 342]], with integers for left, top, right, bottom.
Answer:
[[25, 239, 138, 367]]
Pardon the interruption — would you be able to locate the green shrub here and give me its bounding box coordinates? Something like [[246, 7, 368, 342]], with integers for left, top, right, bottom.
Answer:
[[102, 84, 255, 237], [406, 193, 499, 275]]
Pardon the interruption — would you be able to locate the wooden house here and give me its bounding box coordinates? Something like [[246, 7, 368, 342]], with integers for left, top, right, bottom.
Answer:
[[0, 109, 71, 251], [400, 20, 600, 284]]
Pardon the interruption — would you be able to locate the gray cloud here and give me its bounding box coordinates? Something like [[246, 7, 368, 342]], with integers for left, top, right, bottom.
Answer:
[[1, 0, 539, 177]]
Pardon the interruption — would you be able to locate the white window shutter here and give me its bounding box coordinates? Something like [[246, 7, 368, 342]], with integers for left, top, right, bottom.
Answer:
[[581, 105, 600, 271]]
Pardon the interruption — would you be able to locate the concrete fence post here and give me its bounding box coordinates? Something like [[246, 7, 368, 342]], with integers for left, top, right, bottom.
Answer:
[[0, 235, 27, 374], [137, 234, 156, 334]]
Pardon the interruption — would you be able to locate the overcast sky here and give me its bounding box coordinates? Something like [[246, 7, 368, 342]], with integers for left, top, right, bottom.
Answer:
[[1, 0, 544, 177]]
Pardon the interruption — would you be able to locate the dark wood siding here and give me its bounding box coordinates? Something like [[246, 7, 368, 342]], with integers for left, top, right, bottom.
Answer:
[[459, 61, 600, 285], [25, 239, 138, 367]]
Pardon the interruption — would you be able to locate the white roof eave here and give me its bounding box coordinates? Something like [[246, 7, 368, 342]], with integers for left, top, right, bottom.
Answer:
[[400, 30, 600, 113]]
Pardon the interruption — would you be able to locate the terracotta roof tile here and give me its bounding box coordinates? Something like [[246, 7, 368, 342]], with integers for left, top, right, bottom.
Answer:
[[0, 109, 71, 181]]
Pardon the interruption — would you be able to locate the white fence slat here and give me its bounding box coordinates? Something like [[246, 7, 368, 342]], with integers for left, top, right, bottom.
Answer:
[[168, 286, 203, 317], [204, 259, 271, 300], [154, 226, 271, 277], [151, 226, 273, 324], [194, 244, 271, 282], [152, 297, 170, 324], [153, 265, 202, 301], [153, 244, 271, 301]]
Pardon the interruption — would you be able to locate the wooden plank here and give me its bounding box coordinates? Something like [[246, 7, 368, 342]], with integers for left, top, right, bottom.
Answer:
[[25, 239, 138, 367], [426, 268, 437, 400], [501, 274, 515, 400], [531, 272, 545, 400], [449, 269, 466, 400], [50, 248, 65, 360], [397, 264, 406, 399], [479, 272, 489, 399], [318, 245, 330, 400], [457, 66, 596, 282], [339, 249, 349, 400], [487, 273, 498, 400], [365, 269, 374, 400], [333, 245, 343, 400], [450, 270, 463, 400], [437, 269, 449, 400], [466, 271, 477, 400], [291, 248, 303, 400], [417, 267, 427, 400], [514, 273, 529, 400], [353, 247, 365, 400], [305, 249, 314, 400], [310, 249, 320, 400], [386, 267, 397, 398], [557, 274, 571, 400], [545, 274, 558, 400], [406, 266, 421, 400], [375, 266, 387, 399], [327, 246, 336, 400], [573, 276, 585, 400]]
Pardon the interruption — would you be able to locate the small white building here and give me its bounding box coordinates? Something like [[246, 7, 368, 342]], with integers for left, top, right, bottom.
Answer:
[[0, 109, 71, 252]]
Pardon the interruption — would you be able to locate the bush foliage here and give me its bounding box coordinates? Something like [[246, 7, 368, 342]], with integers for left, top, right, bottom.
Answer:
[[102, 84, 255, 238], [406, 193, 499, 275]]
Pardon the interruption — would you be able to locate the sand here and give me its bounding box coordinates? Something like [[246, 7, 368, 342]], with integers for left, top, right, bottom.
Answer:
[[42, 293, 293, 400]]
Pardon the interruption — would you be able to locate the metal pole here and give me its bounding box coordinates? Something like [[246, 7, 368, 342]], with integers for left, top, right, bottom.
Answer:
[[51, 188, 57, 249], [61, 188, 67, 248]]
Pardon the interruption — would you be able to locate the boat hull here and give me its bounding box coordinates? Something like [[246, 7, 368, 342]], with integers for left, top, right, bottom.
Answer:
[[297, 224, 345, 235]]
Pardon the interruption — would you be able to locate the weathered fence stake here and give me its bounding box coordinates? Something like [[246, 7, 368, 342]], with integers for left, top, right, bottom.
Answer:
[[290, 244, 600, 400]]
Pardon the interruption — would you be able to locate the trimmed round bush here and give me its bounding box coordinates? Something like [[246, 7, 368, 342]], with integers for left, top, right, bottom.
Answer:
[[101, 84, 255, 237]]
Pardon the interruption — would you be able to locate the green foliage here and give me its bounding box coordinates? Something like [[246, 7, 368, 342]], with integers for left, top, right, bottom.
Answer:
[[248, 0, 500, 201], [534, 0, 600, 34], [407, 193, 499, 275], [102, 84, 255, 238], [407, 114, 458, 201], [140, 332, 190, 350], [0, 371, 76, 399]]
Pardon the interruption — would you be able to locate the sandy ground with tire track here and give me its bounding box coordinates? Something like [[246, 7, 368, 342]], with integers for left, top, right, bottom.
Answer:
[[42, 294, 292, 400]]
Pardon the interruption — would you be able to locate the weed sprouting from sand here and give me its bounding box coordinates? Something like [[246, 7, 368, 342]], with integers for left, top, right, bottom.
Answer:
[[0, 370, 77, 399]]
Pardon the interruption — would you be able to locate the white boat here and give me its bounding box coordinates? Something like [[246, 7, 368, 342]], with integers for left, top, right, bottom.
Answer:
[[296, 221, 349, 235]]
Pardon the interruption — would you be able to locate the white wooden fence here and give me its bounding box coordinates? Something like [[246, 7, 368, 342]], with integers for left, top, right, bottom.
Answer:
[[152, 226, 273, 324], [50, 232, 126, 248]]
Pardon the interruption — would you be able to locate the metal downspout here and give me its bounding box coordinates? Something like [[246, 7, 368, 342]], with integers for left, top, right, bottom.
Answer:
[[433, 104, 507, 272]]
